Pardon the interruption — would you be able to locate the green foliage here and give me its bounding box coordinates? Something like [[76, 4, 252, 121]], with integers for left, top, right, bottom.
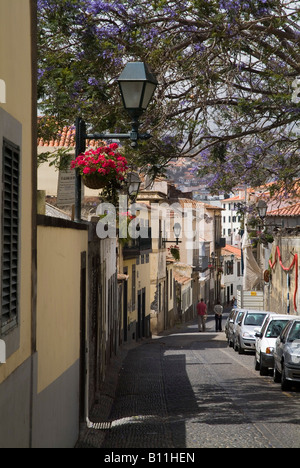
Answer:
[[37, 0, 300, 195]]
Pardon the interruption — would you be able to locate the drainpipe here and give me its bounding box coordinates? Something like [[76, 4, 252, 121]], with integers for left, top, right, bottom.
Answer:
[[287, 273, 290, 315]]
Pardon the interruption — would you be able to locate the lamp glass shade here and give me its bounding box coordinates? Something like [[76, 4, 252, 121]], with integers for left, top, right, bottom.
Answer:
[[119, 82, 144, 110], [173, 222, 181, 238], [142, 82, 157, 109]]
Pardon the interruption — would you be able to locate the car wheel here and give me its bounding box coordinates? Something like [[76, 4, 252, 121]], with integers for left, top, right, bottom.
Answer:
[[254, 355, 260, 371], [238, 340, 244, 355], [281, 364, 291, 391], [273, 364, 281, 383]]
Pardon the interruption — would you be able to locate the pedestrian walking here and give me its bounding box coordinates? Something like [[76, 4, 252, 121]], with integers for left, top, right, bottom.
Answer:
[[214, 301, 223, 332], [197, 298, 207, 332]]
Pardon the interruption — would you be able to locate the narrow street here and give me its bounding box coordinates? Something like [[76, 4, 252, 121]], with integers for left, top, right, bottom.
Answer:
[[81, 315, 300, 449]]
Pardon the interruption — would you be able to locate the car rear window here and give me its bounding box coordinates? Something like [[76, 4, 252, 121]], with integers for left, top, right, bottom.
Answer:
[[265, 320, 289, 338], [244, 313, 267, 326]]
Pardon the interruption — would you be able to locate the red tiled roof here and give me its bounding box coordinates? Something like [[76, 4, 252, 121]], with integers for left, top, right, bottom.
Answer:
[[37, 126, 76, 147], [222, 195, 244, 202], [222, 245, 241, 258], [174, 272, 192, 285], [267, 202, 300, 217], [37, 124, 104, 148]]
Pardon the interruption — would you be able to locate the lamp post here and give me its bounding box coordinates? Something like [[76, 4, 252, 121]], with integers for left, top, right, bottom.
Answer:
[[75, 62, 158, 222]]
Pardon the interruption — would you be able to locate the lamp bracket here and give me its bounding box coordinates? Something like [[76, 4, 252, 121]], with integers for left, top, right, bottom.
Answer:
[[86, 131, 151, 142], [86, 117, 152, 148], [162, 239, 182, 246]]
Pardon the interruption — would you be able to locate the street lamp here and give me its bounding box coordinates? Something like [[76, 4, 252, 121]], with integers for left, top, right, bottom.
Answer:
[[75, 61, 158, 221], [210, 252, 224, 268], [127, 171, 141, 203], [117, 62, 158, 120], [257, 199, 267, 220], [173, 222, 182, 241], [162, 222, 182, 246]]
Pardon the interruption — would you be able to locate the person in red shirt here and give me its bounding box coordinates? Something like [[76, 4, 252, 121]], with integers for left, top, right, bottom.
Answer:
[[197, 298, 207, 332]]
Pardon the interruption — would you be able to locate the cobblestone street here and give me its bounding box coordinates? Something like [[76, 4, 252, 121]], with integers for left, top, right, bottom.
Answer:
[[78, 316, 300, 449]]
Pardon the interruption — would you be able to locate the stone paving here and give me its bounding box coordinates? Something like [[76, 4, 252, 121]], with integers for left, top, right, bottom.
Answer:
[[77, 314, 300, 449]]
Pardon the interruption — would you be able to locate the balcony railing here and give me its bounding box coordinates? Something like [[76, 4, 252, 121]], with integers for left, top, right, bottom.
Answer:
[[193, 255, 209, 272], [122, 228, 152, 259]]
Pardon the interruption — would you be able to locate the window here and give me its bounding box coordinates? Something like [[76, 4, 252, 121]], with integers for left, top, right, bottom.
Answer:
[[225, 261, 234, 275], [244, 313, 267, 326], [1, 139, 20, 335]]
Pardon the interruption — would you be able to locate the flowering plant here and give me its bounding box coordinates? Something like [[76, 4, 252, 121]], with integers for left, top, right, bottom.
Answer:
[[70, 143, 128, 188], [168, 244, 180, 261]]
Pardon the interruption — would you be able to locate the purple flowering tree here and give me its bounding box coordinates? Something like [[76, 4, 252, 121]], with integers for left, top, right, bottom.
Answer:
[[38, 0, 300, 194]]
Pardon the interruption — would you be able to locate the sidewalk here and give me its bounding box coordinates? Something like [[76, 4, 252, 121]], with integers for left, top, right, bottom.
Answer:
[[76, 318, 197, 448], [76, 336, 152, 448], [76, 312, 230, 448]]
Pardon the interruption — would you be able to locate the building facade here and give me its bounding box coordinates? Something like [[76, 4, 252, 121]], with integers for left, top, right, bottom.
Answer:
[[0, 0, 37, 447]]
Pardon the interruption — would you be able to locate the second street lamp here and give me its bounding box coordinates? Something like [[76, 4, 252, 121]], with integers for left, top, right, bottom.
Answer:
[[257, 199, 267, 220], [127, 171, 141, 203]]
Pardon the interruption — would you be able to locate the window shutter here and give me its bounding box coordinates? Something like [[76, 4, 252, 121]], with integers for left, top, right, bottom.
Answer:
[[1, 140, 19, 334]]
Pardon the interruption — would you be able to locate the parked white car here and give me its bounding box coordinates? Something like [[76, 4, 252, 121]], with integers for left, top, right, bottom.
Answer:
[[234, 310, 273, 354], [254, 314, 298, 375], [226, 308, 246, 349], [225, 308, 236, 341], [274, 319, 300, 390]]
